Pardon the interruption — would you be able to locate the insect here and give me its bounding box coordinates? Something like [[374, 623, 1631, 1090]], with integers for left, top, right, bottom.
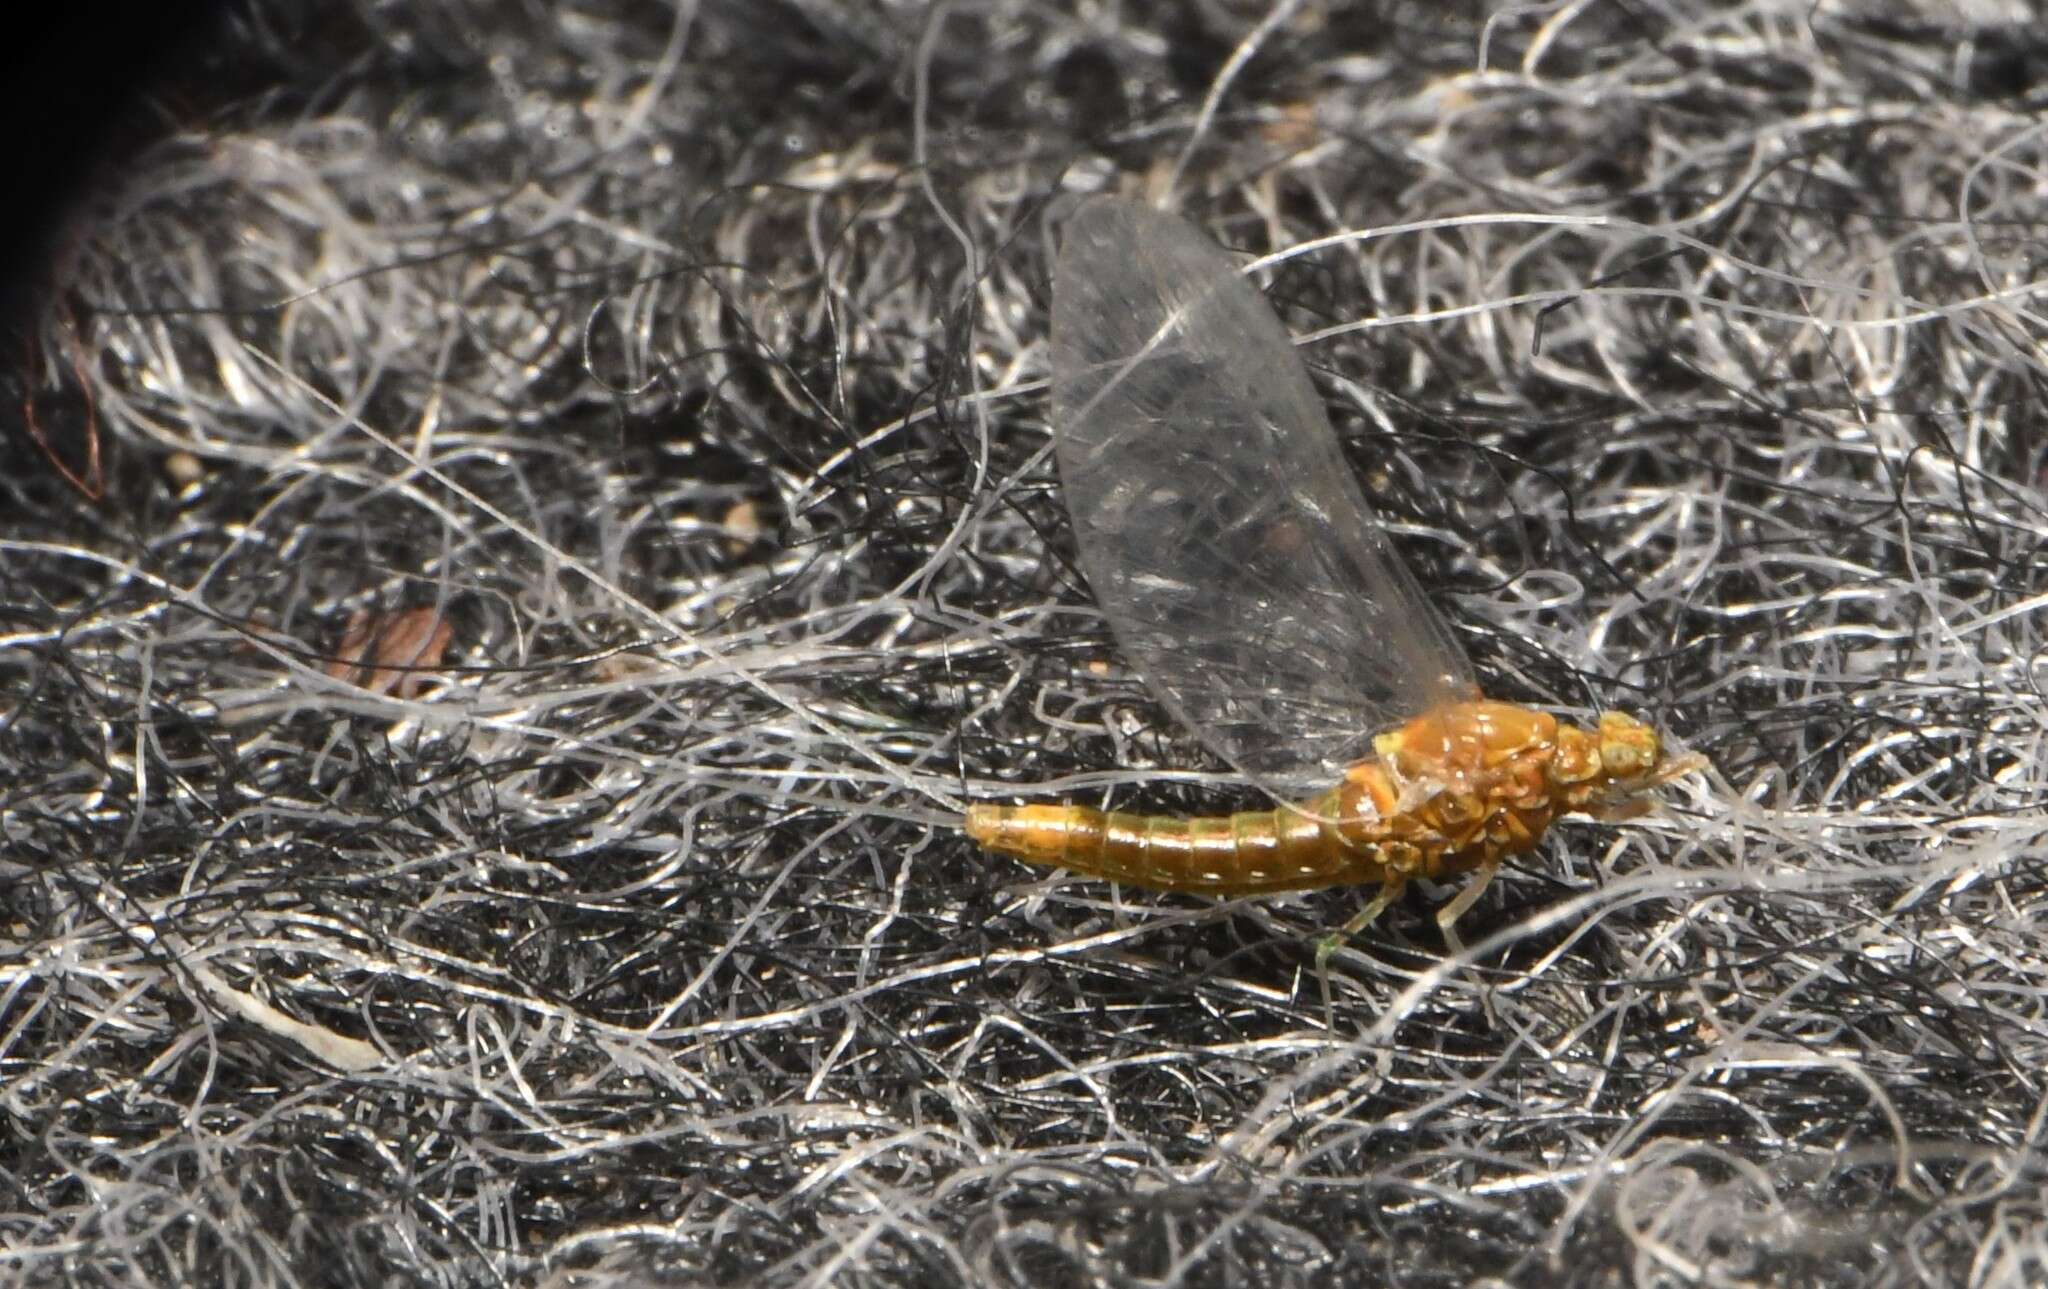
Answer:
[[967, 196, 1701, 949]]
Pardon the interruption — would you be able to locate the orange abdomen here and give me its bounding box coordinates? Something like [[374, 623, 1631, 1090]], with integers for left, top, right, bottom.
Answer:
[[962, 800, 1394, 894]]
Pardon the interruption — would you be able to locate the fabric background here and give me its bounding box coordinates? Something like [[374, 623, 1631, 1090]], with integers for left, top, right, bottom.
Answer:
[[5, 2, 2045, 1284]]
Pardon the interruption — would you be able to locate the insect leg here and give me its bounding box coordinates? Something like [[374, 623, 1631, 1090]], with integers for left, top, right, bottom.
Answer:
[[1313, 878, 1406, 973], [1433, 860, 1499, 956], [1583, 796, 1657, 822], [1656, 751, 1710, 785], [1313, 877, 1406, 1022]]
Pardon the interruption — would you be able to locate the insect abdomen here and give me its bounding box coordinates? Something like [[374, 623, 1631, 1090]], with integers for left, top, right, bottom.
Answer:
[[963, 801, 1381, 894]]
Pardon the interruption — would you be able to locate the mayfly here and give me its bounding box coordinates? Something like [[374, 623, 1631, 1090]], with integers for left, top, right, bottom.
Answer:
[[967, 196, 1701, 948]]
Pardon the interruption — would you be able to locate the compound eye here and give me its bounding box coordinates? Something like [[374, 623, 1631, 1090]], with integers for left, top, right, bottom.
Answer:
[[1603, 733, 1661, 778], [1603, 743, 1647, 775], [1596, 713, 1660, 779]]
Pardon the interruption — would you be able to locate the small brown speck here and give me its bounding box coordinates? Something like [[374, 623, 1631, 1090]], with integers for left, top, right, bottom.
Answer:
[[163, 451, 203, 487], [723, 499, 763, 554], [328, 607, 454, 700]]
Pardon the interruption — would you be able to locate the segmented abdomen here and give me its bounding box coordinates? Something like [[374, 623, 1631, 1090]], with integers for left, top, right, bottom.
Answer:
[[962, 701, 1651, 897], [963, 798, 1389, 894]]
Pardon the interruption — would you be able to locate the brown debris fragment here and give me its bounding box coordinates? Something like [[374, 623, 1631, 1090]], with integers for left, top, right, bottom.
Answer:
[[327, 607, 454, 699]]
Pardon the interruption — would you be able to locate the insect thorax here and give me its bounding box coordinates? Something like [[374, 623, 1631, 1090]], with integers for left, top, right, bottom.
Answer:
[[1321, 700, 1662, 879]]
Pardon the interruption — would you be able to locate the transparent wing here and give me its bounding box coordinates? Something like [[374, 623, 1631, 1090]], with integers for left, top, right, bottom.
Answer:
[[1050, 197, 1476, 798]]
